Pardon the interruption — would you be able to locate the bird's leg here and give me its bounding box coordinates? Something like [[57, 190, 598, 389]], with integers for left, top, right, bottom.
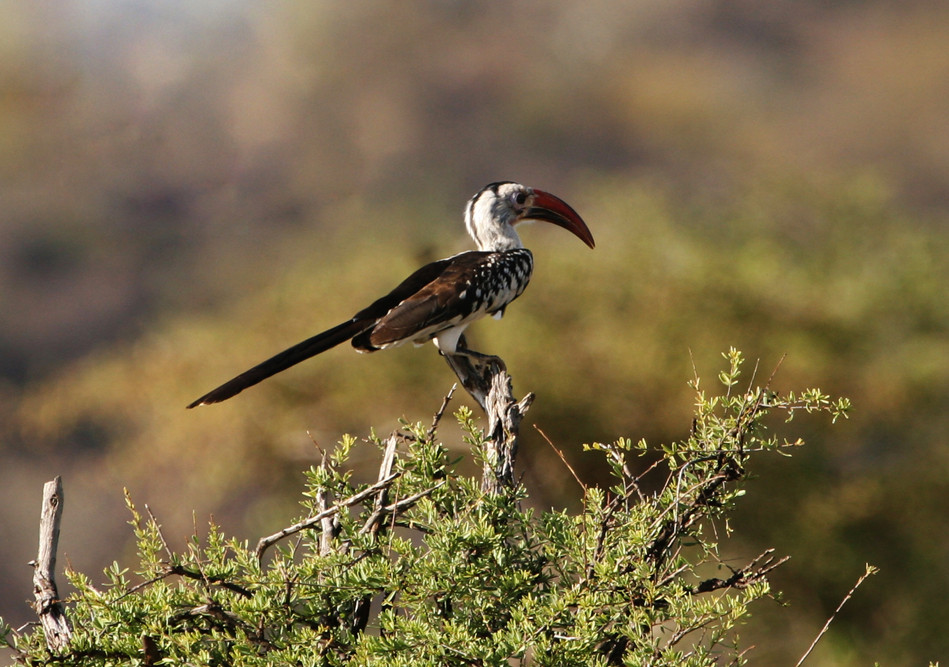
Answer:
[[450, 346, 507, 373], [441, 334, 507, 411]]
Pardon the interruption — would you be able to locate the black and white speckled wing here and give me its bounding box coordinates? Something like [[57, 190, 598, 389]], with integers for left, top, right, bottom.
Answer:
[[352, 249, 534, 352]]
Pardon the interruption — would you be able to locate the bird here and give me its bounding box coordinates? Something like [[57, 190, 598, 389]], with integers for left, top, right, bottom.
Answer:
[[187, 181, 594, 408]]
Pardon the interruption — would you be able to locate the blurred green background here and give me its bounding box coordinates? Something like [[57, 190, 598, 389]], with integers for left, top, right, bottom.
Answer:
[[1, 2, 947, 664]]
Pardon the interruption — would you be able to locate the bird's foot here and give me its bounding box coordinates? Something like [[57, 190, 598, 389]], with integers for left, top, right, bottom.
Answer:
[[452, 347, 507, 373]]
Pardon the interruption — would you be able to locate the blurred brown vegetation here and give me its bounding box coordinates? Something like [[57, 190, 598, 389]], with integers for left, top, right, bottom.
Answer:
[[1, 1, 947, 664]]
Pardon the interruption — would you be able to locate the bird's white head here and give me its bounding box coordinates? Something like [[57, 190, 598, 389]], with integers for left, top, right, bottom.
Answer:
[[464, 182, 595, 252]]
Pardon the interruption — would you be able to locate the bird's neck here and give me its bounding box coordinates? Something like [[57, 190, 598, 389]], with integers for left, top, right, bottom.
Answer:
[[466, 202, 523, 251], [473, 225, 523, 252]]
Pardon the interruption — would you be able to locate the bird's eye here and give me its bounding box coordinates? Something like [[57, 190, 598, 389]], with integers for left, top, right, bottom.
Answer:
[[512, 191, 529, 207]]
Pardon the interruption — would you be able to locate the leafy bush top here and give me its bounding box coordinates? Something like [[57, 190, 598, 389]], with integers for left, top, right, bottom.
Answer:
[[3, 350, 851, 666]]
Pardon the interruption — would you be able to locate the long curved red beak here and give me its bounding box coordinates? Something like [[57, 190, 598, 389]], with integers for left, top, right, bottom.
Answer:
[[524, 190, 595, 249]]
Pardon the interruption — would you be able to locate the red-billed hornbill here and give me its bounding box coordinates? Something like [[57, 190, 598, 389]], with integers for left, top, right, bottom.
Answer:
[[187, 182, 594, 408]]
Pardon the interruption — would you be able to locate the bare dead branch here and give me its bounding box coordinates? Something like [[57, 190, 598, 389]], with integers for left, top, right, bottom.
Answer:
[[351, 434, 401, 634], [356, 434, 400, 536], [442, 335, 532, 495], [315, 454, 338, 557], [31, 477, 72, 652]]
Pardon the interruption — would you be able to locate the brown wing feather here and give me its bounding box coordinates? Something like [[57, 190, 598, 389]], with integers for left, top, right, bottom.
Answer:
[[353, 252, 491, 350], [350, 255, 459, 321]]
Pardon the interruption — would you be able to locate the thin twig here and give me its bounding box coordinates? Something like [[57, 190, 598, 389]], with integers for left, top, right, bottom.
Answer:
[[534, 424, 586, 491], [685, 549, 790, 594], [254, 473, 400, 562], [635, 456, 665, 487], [116, 564, 254, 603], [428, 384, 457, 440], [765, 353, 788, 389], [144, 504, 174, 561], [359, 482, 446, 535], [672, 454, 722, 527], [746, 357, 761, 393], [306, 431, 328, 461], [795, 565, 877, 667], [384, 483, 445, 512], [113, 572, 173, 602]]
